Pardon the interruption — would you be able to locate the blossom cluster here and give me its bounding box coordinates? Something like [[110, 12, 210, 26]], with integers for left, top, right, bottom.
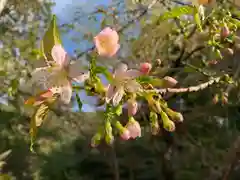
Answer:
[[25, 26, 185, 148]]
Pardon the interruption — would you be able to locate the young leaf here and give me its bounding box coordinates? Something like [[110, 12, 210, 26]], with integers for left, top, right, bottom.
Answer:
[[40, 15, 62, 60], [193, 7, 203, 32], [30, 104, 49, 152], [158, 6, 194, 22], [75, 93, 83, 111]]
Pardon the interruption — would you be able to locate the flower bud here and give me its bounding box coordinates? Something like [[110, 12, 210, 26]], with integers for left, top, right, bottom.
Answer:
[[105, 134, 114, 145], [156, 59, 161, 66], [125, 117, 141, 139], [221, 92, 228, 105], [163, 120, 176, 132], [163, 76, 178, 88], [127, 99, 138, 116], [140, 62, 152, 75], [149, 112, 160, 135], [164, 108, 184, 123], [114, 121, 130, 140], [160, 110, 176, 132], [91, 132, 102, 148], [120, 128, 130, 140], [221, 24, 230, 39], [212, 94, 219, 104]]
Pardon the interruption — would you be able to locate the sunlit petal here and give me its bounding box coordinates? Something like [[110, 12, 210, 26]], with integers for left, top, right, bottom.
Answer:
[[124, 69, 142, 79], [112, 86, 124, 106], [51, 79, 72, 104], [51, 44, 69, 67], [125, 80, 142, 93], [72, 72, 90, 84], [114, 63, 128, 78], [68, 60, 90, 83], [94, 27, 120, 57], [106, 84, 116, 103], [31, 66, 63, 91]]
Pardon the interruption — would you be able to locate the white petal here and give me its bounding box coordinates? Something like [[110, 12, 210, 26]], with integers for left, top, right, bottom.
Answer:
[[51, 79, 72, 104], [112, 87, 124, 106], [114, 63, 128, 77], [106, 84, 115, 103], [72, 72, 90, 83], [51, 44, 69, 67], [124, 69, 142, 79], [125, 80, 142, 93], [31, 67, 55, 90], [68, 60, 89, 82]]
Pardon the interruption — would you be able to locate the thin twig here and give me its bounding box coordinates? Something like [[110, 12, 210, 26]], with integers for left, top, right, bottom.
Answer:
[[148, 77, 221, 94]]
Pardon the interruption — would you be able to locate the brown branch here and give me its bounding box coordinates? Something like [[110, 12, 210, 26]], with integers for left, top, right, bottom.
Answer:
[[219, 137, 240, 180], [148, 77, 221, 94]]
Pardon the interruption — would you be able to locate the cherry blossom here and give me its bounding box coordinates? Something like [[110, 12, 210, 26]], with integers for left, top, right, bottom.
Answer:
[[105, 63, 142, 106], [94, 27, 120, 57], [30, 44, 89, 104]]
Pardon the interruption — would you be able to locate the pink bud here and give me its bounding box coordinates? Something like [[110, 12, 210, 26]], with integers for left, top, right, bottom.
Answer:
[[120, 128, 130, 140], [127, 99, 138, 116], [125, 119, 141, 139], [163, 76, 178, 88], [212, 94, 219, 104], [140, 62, 152, 75], [221, 24, 230, 39], [94, 27, 120, 57]]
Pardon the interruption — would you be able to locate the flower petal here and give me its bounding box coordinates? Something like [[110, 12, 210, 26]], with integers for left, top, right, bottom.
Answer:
[[94, 27, 120, 57], [68, 60, 89, 83], [114, 63, 128, 77], [125, 80, 142, 93], [124, 69, 142, 79], [112, 86, 124, 106], [51, 79, 72, 104], [31, 67, 55, 90], [72, 72, 90, 84], [106, 84, 116, 103], [51, 44, 69, 67]]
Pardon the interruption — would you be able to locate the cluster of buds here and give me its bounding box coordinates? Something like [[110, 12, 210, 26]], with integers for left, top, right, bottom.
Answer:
[[146, 92, 183, 135], [212, 92, 228, 105]]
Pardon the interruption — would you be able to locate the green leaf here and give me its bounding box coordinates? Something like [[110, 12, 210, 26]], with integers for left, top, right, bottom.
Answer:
[[114, 105, 123, 116], [30, 104, 49, 152], [75, 93, 83, 111], [40, 15, 62, 59], [158, 6, 194, 22], [193, 7, 203, 32]]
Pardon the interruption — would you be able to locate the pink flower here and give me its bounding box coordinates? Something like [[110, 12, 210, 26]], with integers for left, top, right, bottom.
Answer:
[[31, 44, 90, 104], [106, 63, 142, 106], [140, 62, 152, 75], [94, 27, 120, 57], [127, 99, 138, 116], [125, 118, 141, 139]]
